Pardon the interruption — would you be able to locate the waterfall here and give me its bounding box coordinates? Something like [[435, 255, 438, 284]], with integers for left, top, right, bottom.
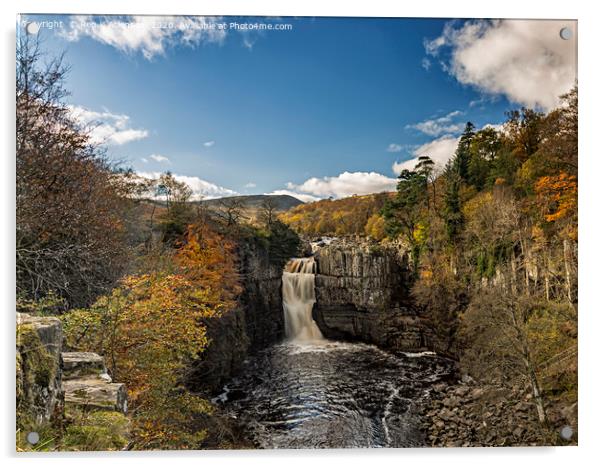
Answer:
[[282, 257, 324, 342]]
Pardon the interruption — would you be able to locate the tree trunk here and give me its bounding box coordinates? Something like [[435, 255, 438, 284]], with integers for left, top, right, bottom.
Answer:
[[563, 239, 573, 304], [510, 303, 547, 424], [526, 358, 547, 424]]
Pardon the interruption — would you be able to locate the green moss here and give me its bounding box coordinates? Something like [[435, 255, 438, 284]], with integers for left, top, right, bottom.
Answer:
[[16, 323, 58, 430], [62, 410, 129, 451]]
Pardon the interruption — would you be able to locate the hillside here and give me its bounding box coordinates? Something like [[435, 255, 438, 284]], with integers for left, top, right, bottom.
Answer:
[[199, 194, 303, 211], [279, 192, 392, 239]]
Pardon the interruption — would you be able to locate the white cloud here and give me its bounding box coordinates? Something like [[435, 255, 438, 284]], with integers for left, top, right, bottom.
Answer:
[[386, 143, 403, 153], [406, 110, 464, 137], [68, 105, 148, 145], [149, 154, 170, 163], [393, 135, 460, 174], [286, 171, 397, 199], [421, 57, 431, 70], [203, 140, 215, 147], [244, 182, 257, 188], [62, 15, 227, 60], [137, 171, 237, 200], [265, 190, 321, 203], [425, 19, 577, 110], [140, 157, 148, 163]]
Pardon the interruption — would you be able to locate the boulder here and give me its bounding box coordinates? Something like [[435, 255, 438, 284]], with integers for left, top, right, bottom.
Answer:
[[63, 376, 127, 414]]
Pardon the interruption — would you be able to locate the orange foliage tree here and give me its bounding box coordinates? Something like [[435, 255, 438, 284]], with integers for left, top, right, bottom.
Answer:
[[62, 223, 241, 449]]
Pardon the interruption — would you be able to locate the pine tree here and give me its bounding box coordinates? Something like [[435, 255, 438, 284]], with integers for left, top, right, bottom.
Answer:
[[453, 122, 475, 183]]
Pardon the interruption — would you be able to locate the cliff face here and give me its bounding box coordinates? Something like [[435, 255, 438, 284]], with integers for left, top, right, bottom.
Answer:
[[313, 240, 432, 352], [187, 239, 285, 394]]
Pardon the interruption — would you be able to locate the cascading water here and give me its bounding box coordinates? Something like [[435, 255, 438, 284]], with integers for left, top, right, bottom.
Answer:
[[282, 257, 323, 341]]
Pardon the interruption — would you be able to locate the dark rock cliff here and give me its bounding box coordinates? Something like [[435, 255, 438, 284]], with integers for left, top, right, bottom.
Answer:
[[187, 239, 285, 394], [312, 240, 432, 352]]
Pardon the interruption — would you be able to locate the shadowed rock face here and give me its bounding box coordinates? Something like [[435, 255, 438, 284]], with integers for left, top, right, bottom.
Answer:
[[312, 241, 432, 352], [186, 239, 285, 394]]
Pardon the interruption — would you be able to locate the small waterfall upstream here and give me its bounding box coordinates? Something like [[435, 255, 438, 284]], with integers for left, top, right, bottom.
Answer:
[[282, 257, 323, 341]]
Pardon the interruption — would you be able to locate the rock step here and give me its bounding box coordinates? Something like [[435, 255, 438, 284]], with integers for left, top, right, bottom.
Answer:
[[63, 376, 127, 414], [62, 352, 106, 380], [61, 351, 128, 414]]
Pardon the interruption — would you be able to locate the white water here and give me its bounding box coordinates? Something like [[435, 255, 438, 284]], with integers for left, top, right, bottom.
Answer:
[[282, 257, 324, 342]]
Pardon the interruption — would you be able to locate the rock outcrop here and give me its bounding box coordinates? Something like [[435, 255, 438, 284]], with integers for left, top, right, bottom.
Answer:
[[17, 314, 128, 434], [62, 352, 127, 414], [16, 313, 63, 424], [313, 240, 432, 352]]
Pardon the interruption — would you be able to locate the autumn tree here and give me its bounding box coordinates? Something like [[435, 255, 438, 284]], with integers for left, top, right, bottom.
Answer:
[[154, 172, 195, 244], [62, 223, 241, 449], [258, 197, 278, 228], [216, 197, 247, 227], [17, 36, 130, 307]]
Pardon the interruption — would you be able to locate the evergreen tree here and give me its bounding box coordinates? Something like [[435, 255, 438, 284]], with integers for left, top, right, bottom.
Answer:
[[443, 167, 463, 241], [453, 122, 476, 183]]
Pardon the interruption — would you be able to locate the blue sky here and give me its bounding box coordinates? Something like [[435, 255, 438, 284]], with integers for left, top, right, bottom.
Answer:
[[18, 15, 577, 200]]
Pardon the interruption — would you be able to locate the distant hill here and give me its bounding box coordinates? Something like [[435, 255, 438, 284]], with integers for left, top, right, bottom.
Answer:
[[198, 194, 304, 211], [279, 192, 392, 239]]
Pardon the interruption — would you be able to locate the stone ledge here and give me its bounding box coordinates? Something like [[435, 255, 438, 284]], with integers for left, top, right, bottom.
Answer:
[[62, 352, 106, 380], [63, 376, 127, 414]]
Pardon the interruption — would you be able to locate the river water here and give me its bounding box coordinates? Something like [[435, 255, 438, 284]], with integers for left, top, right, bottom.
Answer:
[[217, 341, 453, 448], [215, 257, 454, 449]]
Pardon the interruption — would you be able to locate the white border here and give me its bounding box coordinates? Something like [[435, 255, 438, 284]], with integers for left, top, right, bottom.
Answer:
[[2, 1, 600, 465]]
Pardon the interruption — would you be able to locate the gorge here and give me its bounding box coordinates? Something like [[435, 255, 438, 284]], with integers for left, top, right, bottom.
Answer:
[[208, 239, 455, 448]]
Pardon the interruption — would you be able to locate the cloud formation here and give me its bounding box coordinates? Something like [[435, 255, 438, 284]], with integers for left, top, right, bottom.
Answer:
[[68, 105, 148, 145], [138, 171, 237, 200], [286, 171, 397, 199], [393, 135, 460, 173], [203, 140, 215, 147], [386, 143, 403, 153], [62, 15, 226, 59], [406, 110, 464, 137], [425, 19, 577, 110], [244, 182, 257, 188], [149, 154, 170, 163]]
